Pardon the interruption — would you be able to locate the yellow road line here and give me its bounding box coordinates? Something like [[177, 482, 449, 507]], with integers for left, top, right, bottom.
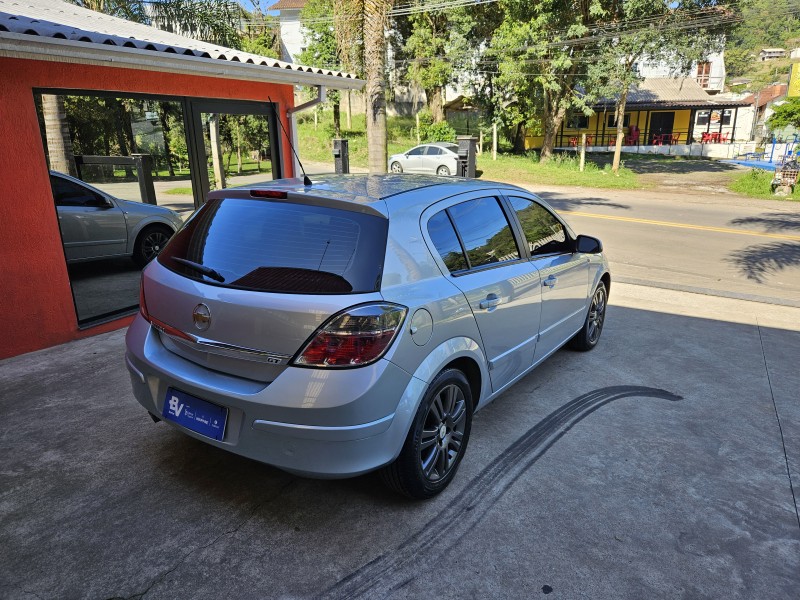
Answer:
[[560, 210, 800, 242]]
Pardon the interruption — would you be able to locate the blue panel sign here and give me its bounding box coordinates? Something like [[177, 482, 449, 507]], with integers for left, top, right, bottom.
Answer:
[[162, 388, 228, 441]]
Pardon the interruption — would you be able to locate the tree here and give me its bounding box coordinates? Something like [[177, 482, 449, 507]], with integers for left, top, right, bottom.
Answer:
[[589, 1, 733, 173], [41, 95, 78, 177], [489, 0, 598, 161], [336, 0, 390, 174], [767, 97, 800, 130]]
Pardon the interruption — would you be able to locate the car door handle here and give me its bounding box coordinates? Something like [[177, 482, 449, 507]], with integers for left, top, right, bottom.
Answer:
[[479, 296, 501, 310], [543, 275, 558, 288]]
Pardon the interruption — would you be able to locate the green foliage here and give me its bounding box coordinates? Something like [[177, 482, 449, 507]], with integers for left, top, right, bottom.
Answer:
[[416, 110, 456, 142], [767, 98, 800, 130], [730, 168, 798, 200], [726, 0, 800, 79]]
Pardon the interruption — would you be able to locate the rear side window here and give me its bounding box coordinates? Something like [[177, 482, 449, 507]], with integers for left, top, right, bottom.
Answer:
[[427, 211, 468, 273], [159, 198, 388, 294]]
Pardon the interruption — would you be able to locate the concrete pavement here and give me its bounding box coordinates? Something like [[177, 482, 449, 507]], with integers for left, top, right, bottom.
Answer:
[[1, 283, 798, 599]]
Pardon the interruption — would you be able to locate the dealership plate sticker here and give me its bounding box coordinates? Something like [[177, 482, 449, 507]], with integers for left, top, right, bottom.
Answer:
[[162, 388, 228, 441]]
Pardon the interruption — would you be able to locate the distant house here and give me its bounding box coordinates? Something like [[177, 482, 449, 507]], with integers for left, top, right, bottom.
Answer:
[[759, 48, 788, 61], [744, 83, 789, 141], [271, 0, 306, 62], [636, 51, 727, 93], [525, 77, 749, 150], [790, 48, 800, 59]]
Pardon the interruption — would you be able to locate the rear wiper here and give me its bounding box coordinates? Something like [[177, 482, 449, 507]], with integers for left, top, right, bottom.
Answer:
[[171, 257, 225, 282]]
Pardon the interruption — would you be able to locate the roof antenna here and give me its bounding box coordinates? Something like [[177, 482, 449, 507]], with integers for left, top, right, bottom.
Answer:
[[269, 95, 312, 186]]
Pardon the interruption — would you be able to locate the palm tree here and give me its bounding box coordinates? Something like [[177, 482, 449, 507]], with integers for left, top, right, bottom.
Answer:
[[41, 95, 78, 177], [336, 0, 391, 174]]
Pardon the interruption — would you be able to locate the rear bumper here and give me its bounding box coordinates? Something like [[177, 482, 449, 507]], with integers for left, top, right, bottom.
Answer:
[[124, 315, 425, 478]]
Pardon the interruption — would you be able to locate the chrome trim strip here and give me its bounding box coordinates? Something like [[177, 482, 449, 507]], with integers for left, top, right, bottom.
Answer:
[[195, 338, 292, 360]]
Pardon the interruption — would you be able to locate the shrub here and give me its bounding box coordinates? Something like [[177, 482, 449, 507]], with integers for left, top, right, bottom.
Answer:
[[416, 109, 456, 143]]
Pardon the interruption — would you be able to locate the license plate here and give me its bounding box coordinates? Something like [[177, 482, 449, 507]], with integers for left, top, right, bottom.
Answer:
[[162, 388, 228, 441]]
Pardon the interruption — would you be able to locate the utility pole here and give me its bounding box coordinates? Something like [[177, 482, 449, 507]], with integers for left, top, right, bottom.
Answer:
[[492, 122, 497, 160]]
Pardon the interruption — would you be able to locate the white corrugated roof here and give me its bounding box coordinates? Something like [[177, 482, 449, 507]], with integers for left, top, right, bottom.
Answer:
[[0, 0, 362, 88]]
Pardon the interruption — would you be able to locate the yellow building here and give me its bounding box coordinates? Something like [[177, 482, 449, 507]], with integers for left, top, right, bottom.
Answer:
[[526, 78, 749, 150]]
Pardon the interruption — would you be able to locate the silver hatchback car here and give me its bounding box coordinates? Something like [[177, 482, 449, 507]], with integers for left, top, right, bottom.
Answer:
[[125, 175, 610, 498]]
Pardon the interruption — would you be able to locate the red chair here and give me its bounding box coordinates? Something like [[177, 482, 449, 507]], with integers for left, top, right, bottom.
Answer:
[[625, 125, 640, 145], [701, 132, 711, 143], [720, 132, 730, 143], [670, 133, 681, 145], [710, 132, 721, 143], [651, 134, 664, 146], [569, 137, 578, 147]]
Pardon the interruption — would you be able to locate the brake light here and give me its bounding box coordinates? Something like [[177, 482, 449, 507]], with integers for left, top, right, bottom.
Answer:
[[250, 189, 288, 199], [293, 303, 407, 368], [139, 277, 149, 321]]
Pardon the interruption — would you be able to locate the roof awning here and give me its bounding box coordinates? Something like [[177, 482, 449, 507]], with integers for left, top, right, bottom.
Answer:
[[0, 0, 363, 90]]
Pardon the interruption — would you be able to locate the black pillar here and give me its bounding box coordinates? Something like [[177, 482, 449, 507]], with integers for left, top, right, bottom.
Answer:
[[333, 139, 350, 174]]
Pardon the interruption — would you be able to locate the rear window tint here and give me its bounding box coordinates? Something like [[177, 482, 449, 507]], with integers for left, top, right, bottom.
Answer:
[[159, 198, 387, 294]]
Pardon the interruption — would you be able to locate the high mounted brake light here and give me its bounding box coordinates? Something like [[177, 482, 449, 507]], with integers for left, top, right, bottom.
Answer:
[[250, 190, 288, 199], [293, 303, 407, 368]]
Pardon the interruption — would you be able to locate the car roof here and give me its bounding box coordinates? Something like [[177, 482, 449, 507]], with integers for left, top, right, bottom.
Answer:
[[221, 174, 523, 207]]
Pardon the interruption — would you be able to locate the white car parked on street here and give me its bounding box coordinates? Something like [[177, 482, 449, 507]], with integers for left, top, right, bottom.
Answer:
[[389, 142, 460, 176]]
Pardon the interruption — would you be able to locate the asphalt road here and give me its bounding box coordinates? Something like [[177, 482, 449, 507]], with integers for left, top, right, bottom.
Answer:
[[533, 185, 800, 307]]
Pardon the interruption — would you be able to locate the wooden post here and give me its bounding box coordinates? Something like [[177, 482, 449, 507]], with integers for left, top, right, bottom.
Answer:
[[492, 122, 497, 160], [314, 109, 318, 130], [209, 113, 225, 190], [415, 112, 421, 145], [478, 130, 483, 155], [579, 133, 586, 172], [345, 90, 352, 130]]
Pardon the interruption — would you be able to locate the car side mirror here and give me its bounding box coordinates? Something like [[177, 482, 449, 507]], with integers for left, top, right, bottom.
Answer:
[[575, 234, 602, 254]]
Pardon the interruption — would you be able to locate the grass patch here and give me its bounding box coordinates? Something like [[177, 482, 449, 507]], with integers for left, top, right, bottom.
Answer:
[[480, 152, 639, 189], [297, 111, 640, 189], [165, 187, 193, 195], [729, 169, 798, 201]]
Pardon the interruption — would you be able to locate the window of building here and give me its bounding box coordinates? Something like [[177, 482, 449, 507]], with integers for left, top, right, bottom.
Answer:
[[567, 113, 589, 129], [607, 113, 631, 129], [34, 91, 280, 325], [697, 62, 712, 88]]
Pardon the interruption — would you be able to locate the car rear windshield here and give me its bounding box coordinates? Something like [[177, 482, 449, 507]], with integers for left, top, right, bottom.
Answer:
[[158, 198, 388, 294]]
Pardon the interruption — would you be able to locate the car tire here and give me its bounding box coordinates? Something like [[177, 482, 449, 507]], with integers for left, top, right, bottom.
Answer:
[[568, 281, 607, 351], [390, 162, 403, 173], [436, 165, 451, 176], [133, 224, 173, 267], [380, 368, 473, 499]]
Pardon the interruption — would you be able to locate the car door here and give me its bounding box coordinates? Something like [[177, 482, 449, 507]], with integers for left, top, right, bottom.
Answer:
[[423, 145, 443, 173], [504, 194, 590, 360], [424, 193, 542, 393], [404, 146, 427, 173], [51, 174, 128, 261]]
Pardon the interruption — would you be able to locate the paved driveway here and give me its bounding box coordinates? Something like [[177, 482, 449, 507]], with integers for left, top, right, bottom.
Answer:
[[1, 283, 798, 599]]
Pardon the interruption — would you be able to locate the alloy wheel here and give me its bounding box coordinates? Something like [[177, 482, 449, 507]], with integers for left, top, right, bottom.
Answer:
[[587, 286, 606, 344], [419, 383, 467, 481], [142, 231, 170, 262]]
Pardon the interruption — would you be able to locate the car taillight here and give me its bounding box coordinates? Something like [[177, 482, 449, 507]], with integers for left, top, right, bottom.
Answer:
[[139, 277, 149, 321], [293, 303, 407, 368]]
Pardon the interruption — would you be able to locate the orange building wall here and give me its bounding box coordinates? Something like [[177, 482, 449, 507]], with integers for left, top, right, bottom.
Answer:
[[0, 57, 296, 359]]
